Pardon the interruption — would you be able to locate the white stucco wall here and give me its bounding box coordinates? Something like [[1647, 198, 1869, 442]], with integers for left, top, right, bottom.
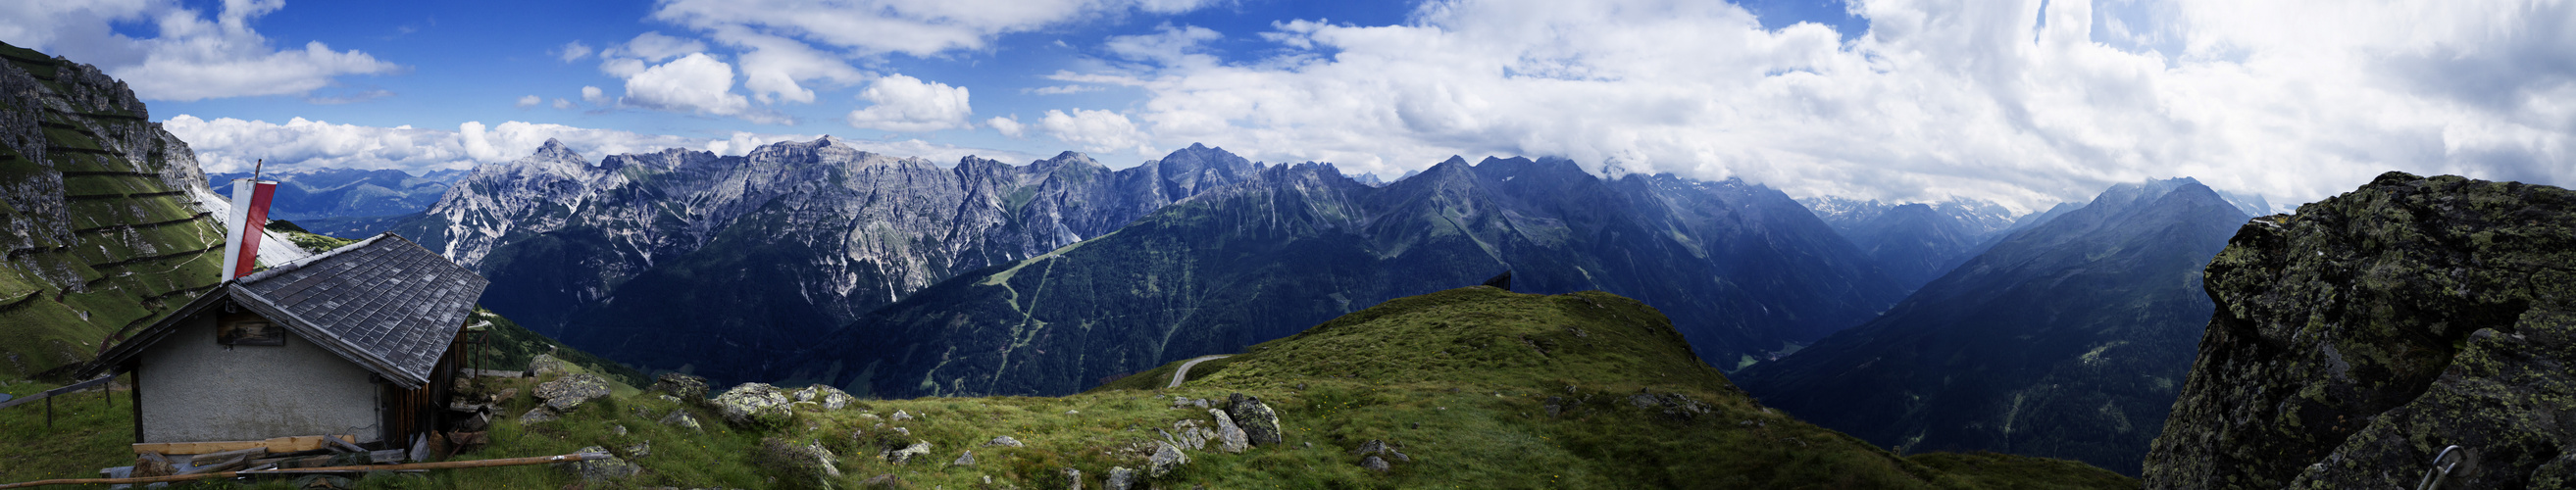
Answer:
[[136, 313, 383, 444]]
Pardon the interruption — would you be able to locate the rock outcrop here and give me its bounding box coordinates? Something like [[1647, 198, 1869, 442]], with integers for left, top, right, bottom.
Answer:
[[650, 372, 708, 401], [534, 373, 610, 412], [1227, 393, 1284, 446], [711, 382, 793, 426], [2144, 172, 2576, 488]]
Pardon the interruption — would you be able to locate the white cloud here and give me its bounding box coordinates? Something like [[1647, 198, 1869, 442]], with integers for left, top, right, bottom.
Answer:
[[552, 98, 575, 110], [0, 0, 397, 102], [1040, 108, 1153, 156], [649, 0, 1222, 58], [1052, 0, 2576, 210], [1027, 84, 1104, 95], [620, 53, 775, 122], [845, 74, 974, 132], [709, 27, 871, 104], [515, 95, 541, 108], [165, 115, 1039, 175], [987, 116, 1027, 137], [557, 40, 593, 63], [581, 86, 609, 104], [604, 31, 708, 63], [1103, 24, 1222, 68]]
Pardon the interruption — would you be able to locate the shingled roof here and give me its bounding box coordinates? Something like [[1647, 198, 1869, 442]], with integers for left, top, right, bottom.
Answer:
[[95, 233, 488, 389]]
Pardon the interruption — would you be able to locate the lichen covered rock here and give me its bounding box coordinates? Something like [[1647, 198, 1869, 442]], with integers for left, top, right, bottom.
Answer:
[[2145, 172, 2576, 489], [557, 446, 638, 481], [1226, 392, 1284, 446], [711, 382, 793, 426], [534, 373, 611, 412], [650, 372, 709, 401]]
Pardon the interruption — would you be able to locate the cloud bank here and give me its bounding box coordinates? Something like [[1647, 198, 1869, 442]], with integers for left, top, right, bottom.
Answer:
[[165, 115, 1039, 175], [0, 0, 398, 102], [1044, 0, 2576, 210]]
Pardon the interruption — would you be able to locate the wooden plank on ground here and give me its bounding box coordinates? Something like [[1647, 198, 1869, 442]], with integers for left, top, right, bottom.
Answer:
[[132, 435, 354, 455]]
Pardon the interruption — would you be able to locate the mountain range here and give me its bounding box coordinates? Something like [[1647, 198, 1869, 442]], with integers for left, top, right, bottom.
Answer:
[[379, 139, 1267, 381], [779, 155, 1907, 397], [207, 167, 464, 222], [1797, 197, 2020, 291], [1743, 177, 2249, 475]]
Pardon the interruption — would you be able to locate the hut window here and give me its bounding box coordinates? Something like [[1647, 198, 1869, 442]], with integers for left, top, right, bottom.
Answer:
[[219, 318, 287, 346]]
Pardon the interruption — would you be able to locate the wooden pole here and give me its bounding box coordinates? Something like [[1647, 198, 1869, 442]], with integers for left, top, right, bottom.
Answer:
[[0, 451, 612, 489]]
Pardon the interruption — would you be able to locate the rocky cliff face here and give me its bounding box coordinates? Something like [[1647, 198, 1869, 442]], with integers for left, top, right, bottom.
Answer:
[[2144, 172, 2576, 488], [389, 140, 1260, 381], [0, 41, 227, 377]]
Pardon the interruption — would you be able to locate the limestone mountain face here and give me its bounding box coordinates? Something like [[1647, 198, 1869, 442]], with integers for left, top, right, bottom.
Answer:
[[0, 41, 231, 377], [1741, 177, 2249, 475], [388, 140, 1259, 381], [791, 156, 1905, 398], [2144, 172, 2576, 488]]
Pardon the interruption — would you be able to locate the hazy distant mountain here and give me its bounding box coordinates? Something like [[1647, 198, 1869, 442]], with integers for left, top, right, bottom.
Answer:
[[385, 139, 1261, 380], [209, 168, 464, 221], [1741, 177, 2249, 475], [781, 156, 1906, 398], [1797, 197, 2020, 290]]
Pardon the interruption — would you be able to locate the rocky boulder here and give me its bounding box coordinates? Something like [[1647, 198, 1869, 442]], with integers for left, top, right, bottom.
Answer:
[[2144, 172, 2576, 489], [1207, 409, 1248, 453], [757, 437, 841, 485], [1227, 392, 1284, 446], [793, 384, 854, 410], [557, 446, 637, 481], [650, 372, 708, 401], [711, 382, 793, 426], [1147, 441, 1189, 477], [534, 373, 611, 412], [527, 354, 573, 376]]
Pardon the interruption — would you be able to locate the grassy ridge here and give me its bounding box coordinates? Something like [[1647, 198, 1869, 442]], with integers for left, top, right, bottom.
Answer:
[[0, 288, 2131, 489]]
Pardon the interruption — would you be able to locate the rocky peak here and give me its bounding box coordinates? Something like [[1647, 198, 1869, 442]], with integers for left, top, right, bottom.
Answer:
[[2144, 172, 2576, 488]]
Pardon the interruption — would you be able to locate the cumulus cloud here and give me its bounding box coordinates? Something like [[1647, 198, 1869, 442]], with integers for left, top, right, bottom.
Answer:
[[1041, 108, 1153, 156], [165, 115, 1038, 175], [0, 0, 398, 102], [709, 27, 872, 104], [552, 98, 575, 110], [988, 116, 1027, 137], [1103, 24, 1222, 68], [604, 31, 708, 62], [581, 86, 609, 104], [1049, 0, 2576, 210], [616, 53, 787, 122], [649, 0, 1222, 57], [515, 95, 542, 108], [844, 74, 974, 132], [556, 40, 593, 63]]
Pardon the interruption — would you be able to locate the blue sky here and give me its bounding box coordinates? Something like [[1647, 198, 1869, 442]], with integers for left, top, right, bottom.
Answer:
[[4, 0, 2570, 212]]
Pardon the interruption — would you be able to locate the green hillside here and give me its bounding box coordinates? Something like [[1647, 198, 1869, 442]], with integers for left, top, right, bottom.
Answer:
[[0, 40, 227, 380], [4, 287, 2130, 489]]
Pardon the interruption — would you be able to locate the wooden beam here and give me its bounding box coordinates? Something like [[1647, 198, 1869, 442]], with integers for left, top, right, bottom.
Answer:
[[130, 435, 354, 455], [0, 450, 612, 489]]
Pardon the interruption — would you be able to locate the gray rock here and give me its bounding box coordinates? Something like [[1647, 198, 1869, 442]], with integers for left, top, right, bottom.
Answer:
[[1207, 409, 1248, 453], [1359, 455, 1390, 472], [1147, 441, 1189, 477], [559, 446, 638, 481], [624, 440, 651, 459], [711, 382, 793, 426], [884, 441, 933, 465], [1226, 393, 1284, 446], [610, 424, 628, 436], [951, 450, 975, 466], [1062, 467, 1084, 490], [985, 435, 1025, 447], [759, 437, 841, 485], [534, 373, 612, 412], [1106, 466, 1137, 490], [518, 407, 558, 424], [650, 372, 709, 401], [1351, 439, 1388, 456], [660, 410, 701, 431], [890, 409, 913, 421], [527, 354, 573, 377]]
